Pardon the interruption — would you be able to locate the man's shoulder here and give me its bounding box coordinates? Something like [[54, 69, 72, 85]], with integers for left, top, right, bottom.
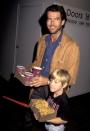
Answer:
[[63, 32, 74, 42], [63, 32, 79, 48], [38, 34, 48, 41]]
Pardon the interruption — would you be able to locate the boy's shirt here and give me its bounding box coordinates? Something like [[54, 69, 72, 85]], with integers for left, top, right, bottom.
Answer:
[[47, 92, 70, 122]]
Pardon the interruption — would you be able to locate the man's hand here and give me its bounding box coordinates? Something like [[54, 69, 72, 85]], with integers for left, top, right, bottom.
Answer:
[[30, 76, 49, 87]]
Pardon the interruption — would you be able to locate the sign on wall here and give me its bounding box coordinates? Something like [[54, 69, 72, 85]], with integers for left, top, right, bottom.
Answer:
[[64, 6, 90, 28]]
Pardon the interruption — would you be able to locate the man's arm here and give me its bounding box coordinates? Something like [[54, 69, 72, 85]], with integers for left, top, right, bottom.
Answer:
[[69, 44, 80, 85], [46, 117, 67, 124], [30, 76, 49, 87]]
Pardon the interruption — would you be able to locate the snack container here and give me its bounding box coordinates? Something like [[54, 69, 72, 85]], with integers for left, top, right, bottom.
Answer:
[[15, 70, 33, 86], [16, 65, 25, 74], [30, 99, 57, 122], [24, 71, 33, 81], [32, 66, 42, 76]]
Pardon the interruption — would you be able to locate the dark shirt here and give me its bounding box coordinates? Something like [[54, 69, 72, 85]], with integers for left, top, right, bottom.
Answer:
[[47, 92, 71, 125]]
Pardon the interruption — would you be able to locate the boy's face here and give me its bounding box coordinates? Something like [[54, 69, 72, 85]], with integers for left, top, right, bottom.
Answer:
[[49, 79, 63, 93]]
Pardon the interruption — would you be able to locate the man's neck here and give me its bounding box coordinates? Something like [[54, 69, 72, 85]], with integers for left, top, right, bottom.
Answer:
[[51, 31, 62, 43]]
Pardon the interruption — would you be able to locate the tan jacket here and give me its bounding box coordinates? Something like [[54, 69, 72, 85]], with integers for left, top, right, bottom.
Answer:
[[28, 32, 80, 85]]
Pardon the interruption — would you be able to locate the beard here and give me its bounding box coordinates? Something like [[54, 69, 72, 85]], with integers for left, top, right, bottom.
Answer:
[[48, 26, 63, 34]]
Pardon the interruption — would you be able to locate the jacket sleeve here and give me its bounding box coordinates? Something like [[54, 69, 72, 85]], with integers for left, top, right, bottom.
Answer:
[[26, 38, 44, 71], [65, 43, 80, 85]]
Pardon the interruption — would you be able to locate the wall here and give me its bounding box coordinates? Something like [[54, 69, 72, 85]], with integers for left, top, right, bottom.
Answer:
[[0, 1, 18, 80]]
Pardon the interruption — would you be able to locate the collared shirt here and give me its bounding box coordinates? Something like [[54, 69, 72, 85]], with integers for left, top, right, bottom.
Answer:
[[41, 33, 62, 77]]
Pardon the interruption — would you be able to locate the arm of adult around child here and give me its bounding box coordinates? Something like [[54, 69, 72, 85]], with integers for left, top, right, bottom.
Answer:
[[46, 117, 68, 124]]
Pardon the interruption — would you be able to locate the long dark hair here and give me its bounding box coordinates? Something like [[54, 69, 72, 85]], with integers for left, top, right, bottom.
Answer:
[[45, 4, 67, 23]]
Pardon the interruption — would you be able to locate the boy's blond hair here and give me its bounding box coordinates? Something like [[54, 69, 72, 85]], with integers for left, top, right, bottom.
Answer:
[[49, 69, 71, 90]]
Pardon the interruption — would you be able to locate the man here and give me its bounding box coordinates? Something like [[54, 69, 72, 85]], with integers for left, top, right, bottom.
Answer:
[[24, 4, 80, 130], [28, 4, 80, 97]]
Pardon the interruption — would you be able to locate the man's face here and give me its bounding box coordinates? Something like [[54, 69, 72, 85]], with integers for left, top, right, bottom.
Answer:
[[47, 11, 65, 34]]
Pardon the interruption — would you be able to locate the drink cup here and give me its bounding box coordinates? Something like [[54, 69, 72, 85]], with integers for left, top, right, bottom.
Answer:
[[24, 71, 33, 81], [32, 66, 42, 76], [16, 65, 25, 74]]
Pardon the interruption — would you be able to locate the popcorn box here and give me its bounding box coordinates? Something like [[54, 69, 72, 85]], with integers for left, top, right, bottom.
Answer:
[[30, 99, 57, 122]]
